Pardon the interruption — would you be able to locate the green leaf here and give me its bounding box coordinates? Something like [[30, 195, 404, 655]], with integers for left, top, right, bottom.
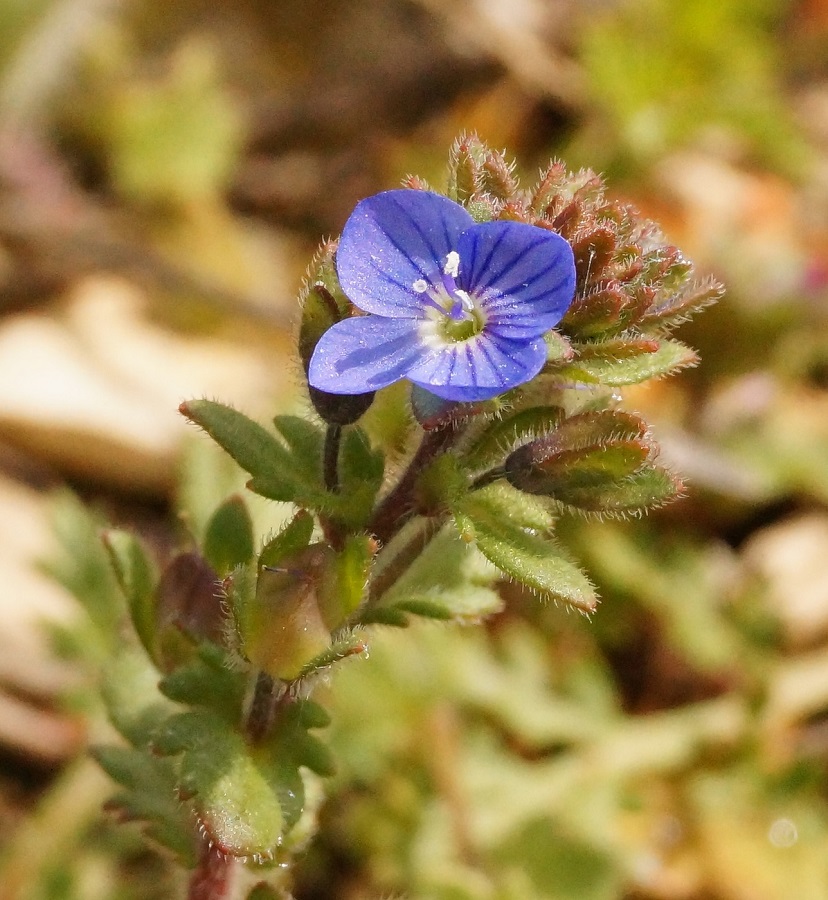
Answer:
[[553, 339, 699, 385], [269, 702, 336, 779], [181, 399, 286, 478], [552, 464, 684, 514], [272, 416, 325, 476], [158, 643, 245, 722], [102, 530, 157, 660], [203, 495, 254, 575], [101, 650, 177, 746], [153, 710, 287, 859], [181, 400, 326, 506], [453, 484, 597, 613], [93, 745, 195, 864], [465, 406, 565, 472]]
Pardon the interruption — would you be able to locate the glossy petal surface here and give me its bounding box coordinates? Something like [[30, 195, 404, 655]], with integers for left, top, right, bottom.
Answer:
[[458, 221, 576, 340], [336, 190, 474, 318], [308, 316, 422, 394], [407, 333, 548, 401]]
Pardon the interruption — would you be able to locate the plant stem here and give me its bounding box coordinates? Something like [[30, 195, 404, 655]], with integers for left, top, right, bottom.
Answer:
[[368, 425, 458, 545], [243, 670, 279, 744], [361, 516, 443, 612], [323, 424, 342, 493], [187, 841, 235, 900]]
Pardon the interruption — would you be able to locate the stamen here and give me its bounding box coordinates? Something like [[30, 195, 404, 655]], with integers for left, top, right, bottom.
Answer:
[[443, 251, 460, 278], [454, 289, 474, 313]]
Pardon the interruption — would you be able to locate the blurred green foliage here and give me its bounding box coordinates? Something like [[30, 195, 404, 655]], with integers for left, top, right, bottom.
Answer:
[[575, 0, 809, 174]]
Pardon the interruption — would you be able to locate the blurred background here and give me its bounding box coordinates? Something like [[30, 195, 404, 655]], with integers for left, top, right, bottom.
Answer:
[[2, 0, 828, 898]]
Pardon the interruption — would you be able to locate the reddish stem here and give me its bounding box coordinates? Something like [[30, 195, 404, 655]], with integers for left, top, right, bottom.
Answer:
[[188, 842, 235, 900]]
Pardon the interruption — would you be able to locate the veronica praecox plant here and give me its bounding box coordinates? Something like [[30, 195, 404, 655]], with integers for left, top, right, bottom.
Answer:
[[97, 136, 722, 899]]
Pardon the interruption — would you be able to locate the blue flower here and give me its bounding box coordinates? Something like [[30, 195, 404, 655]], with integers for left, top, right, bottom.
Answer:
[[307, 190, 576, 402]]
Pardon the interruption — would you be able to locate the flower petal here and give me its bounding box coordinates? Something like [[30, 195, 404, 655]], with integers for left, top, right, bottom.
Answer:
[[458, 221, 575, 339], [336, 190, 474, 318], [308, 316, 422, 394], [406, 333, 547, 401]]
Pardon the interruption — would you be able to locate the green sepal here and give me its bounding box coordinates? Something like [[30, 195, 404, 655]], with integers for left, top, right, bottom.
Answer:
[[158, 642, 245, 723], [233, 560, 331, 681], [298, 245, 377, 425], [552, 339, 699, 385], [549, 465, 684, 514], [92, 745, 195, 865], [102, 530, 157, 661], [259, 511, 315, 569], [203, 495, 255, 576], [480, 147, 518, 200], [522, 410, 649, 452], [414, 453, 468, 518], [297, 241, 349, 370], [544, 330, 576, 366], [560, 281, 628, 337], [294, 700, 331, 729], [293, 631, 368, 681], [317, 534, 376, 629], [506, 439, 652, 496], [152, 709, 287, 859], [465, 406, 565, 472], [453, 483, 598, 613]]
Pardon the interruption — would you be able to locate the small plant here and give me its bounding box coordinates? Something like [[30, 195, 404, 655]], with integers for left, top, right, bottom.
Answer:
[[95, 135, 721, 898]]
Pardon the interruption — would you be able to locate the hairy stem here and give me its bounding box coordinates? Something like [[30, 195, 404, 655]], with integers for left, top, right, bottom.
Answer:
[[243, 670, 279, 744], [368, 425, 458, 545], [361, 516, 443, 613], [187, 841, 235, 900], [323, 424, 342, 493]]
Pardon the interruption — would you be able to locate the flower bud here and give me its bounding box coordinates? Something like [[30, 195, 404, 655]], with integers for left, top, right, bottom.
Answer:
[[298, 241, 375, 424]]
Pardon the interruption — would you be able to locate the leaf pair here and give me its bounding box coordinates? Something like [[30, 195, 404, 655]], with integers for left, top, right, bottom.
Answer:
[[180, 401, 384, 529]]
